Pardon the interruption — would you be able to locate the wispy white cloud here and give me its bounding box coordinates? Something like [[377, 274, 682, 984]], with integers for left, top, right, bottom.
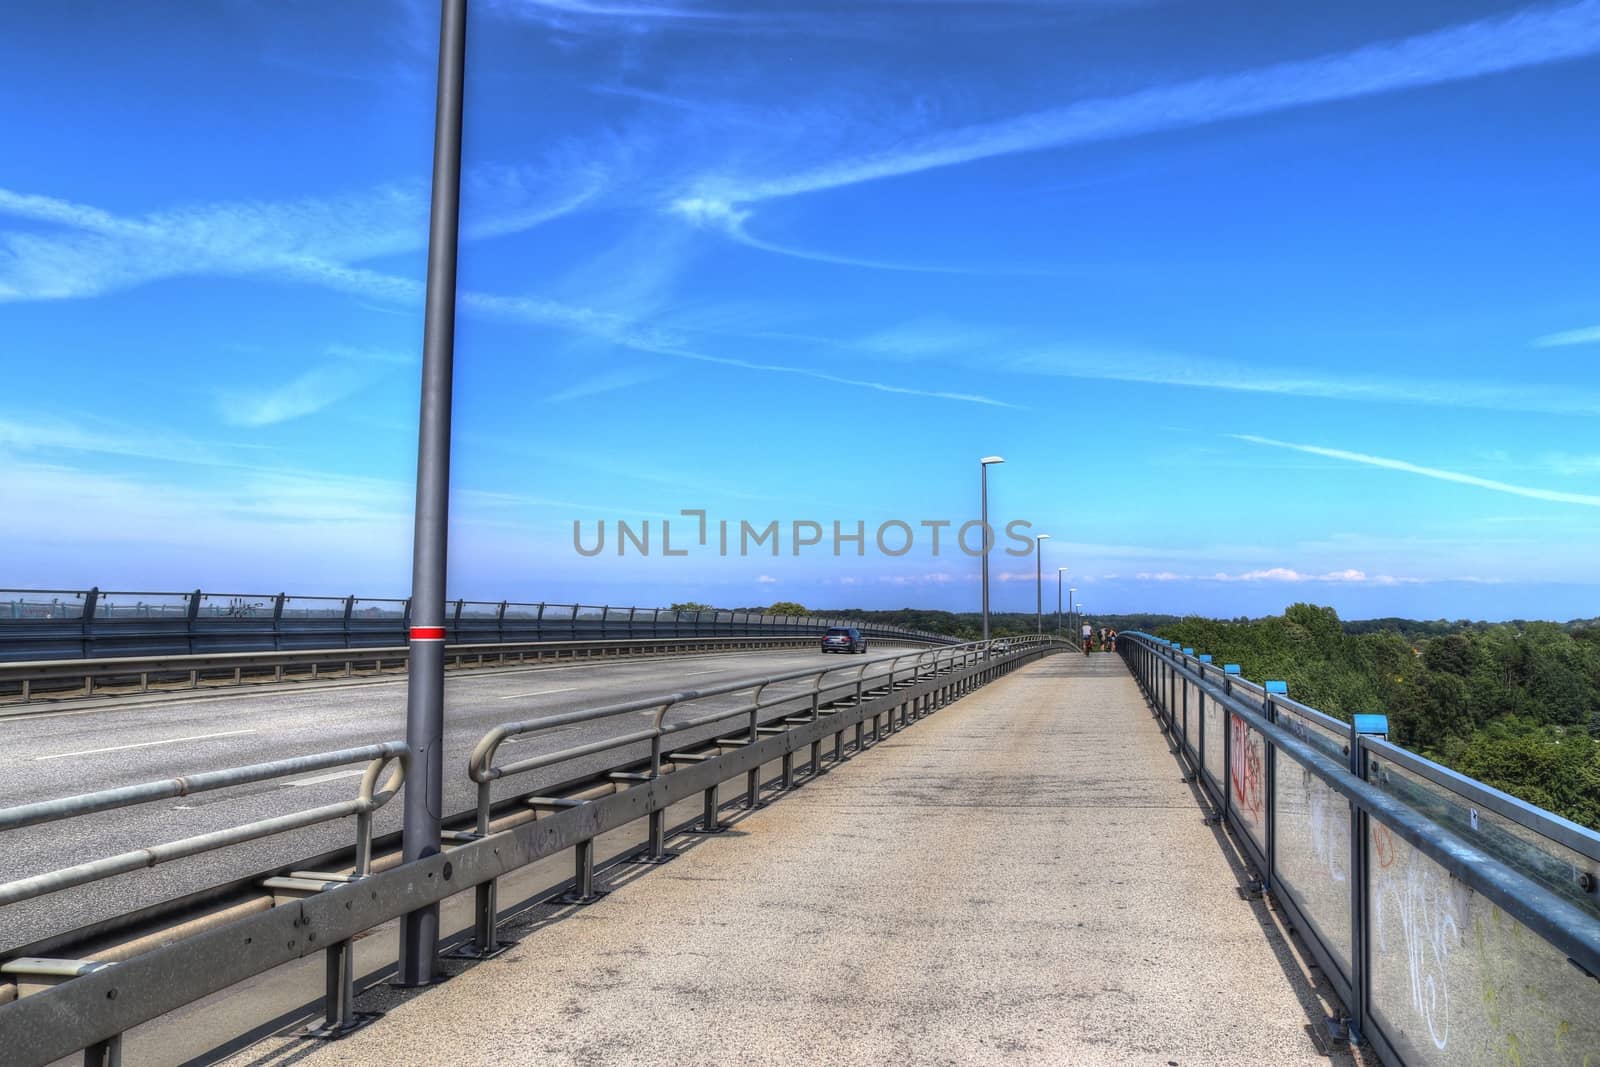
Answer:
[[1234, 434, 1600, 508], [1, 177, 1015, 410], [756, 574, 779, 584], [1533, 324, 1600, 347], [546, 367, 663, 403], [1134, 567, 1435, 585], [1010, 344, 1600, 418], [671, 195, 987, 275], [696, 0, 1600, 207], [0, 161, 603, 304], [213, 345, 412, 428], [491, 0, 734, 20], [625, 334, 1021, 407]]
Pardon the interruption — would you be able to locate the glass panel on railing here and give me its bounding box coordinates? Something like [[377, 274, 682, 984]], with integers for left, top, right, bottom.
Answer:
[[349, 598, 407, 619], [1202, 691, 1223, 789], [278, 596, 348, 619], [502, 602, 540, 620], [1228, 712, 1268, 852], [193, 592, 275, 620], [1368, 747, 1599, 922], [1271, 757, 1353, 984], [95, 590, 192, 618], [1275, 697, 1349, 762], [1367, 814, 1600, 1065], [456, 601, 500, 620], [1, 590, 90, 620], [576, 605, 605, 620]]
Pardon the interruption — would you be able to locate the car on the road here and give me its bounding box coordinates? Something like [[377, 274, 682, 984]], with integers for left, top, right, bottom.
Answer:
[[821, 626, 867, 654]]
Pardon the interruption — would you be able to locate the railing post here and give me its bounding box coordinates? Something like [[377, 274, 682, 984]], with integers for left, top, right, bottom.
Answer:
[[1346, 712, 1389, 1047], [83, 1034, 121, 1067], [1219, 665, 1240, 825], [1254, 679, 1285, 896], [81, 586, 99, 660]]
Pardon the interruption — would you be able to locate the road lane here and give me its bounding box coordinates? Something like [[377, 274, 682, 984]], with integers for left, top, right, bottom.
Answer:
[[0, 644, 939, 952]]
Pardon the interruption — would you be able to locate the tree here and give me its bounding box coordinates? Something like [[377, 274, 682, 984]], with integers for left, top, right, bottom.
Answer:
[[765, 601, 808, 617], [669, 601, 714, 613]]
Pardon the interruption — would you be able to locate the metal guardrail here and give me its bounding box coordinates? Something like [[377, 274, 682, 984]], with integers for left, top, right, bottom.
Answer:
[[0, 587, 954, 662], [0, 743, 407, 1059], [0, 633, 935, 707], [1119, 632, 1600, 1067], [0, 637, 1064, 1065]]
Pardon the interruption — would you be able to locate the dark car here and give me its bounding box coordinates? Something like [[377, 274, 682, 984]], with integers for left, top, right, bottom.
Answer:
[[821, 626, 867, 654]]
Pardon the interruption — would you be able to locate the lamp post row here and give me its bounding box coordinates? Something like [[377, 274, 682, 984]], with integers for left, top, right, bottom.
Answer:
[[979, 457, 1068, 643]]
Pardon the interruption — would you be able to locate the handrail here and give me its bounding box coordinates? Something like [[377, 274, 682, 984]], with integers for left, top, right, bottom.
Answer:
[[1119, 631, 1600, 1031], [0, 743, 407, 908], [468, 637, 1051, 829], [0, 634, 1063, 1064], [0, 633, 941, 706]]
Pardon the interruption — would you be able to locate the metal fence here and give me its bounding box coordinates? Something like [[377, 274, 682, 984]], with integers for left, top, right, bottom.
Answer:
[[1120, 632, 1600, 1067], [0, 638, 1063, 1065], [0, 588, 954, 662]]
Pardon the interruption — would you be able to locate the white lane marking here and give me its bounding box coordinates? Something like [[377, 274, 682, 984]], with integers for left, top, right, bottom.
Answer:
[[32, 729, 257, 761], [683, 670, 724, 676], [497, 686, 580, 700], [288, 768, 369, 787]]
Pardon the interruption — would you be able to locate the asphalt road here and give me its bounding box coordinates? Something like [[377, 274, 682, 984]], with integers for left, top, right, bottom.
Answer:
[[0, 644, 936, 954]]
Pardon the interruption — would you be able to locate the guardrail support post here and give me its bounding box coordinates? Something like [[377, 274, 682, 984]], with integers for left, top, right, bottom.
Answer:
[[690, 783, 725, 834], [83, 1035, 121, 1067], [560, 839, 607, 904]]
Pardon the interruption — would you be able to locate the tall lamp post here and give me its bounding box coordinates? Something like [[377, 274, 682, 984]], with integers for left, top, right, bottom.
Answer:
[[398, 0, 467, 989], [1034, 533, 1051, 635], [979, 456, 1004, 641], [1068, 586, 1077, 642], [1056, 567, 1068, 636]]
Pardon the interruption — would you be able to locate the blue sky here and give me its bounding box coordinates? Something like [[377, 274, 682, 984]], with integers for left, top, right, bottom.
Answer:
[[4, 0, 1600, 621]]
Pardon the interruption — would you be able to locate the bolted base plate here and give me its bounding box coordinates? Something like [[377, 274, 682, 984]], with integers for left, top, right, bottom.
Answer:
[[558, 887, 611, 906], [300, 1012, 383, 1040], [685, 824, 729, 835], [441, 941, 512, 962], [626, 850, 679, 865]]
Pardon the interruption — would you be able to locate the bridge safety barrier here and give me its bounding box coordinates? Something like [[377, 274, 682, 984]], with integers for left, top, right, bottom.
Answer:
[[0, 637, 1064, 1066], [1119, 631, 1600, 1067]]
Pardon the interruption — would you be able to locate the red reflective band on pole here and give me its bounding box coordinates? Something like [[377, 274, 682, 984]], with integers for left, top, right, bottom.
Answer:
[[409, 626, 446, 641]]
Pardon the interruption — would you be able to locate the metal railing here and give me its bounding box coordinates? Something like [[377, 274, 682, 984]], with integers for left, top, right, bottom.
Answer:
[[0, 637, 1064, 1065], [1119, 632, 1600, 1067], [0, 632, 931, 707], [0, 743, 407, 1058], [0, 587, 954, 662]]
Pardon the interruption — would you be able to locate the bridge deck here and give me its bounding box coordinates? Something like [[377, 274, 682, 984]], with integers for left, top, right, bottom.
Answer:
[[261, 654, 1359, 1066]]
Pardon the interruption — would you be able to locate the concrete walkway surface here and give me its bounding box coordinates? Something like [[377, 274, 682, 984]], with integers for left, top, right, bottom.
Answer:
[[229, 653, 1361, 1067]]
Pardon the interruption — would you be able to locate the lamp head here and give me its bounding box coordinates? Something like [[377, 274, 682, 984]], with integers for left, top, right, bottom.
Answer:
[[980, 455, 1005, 465]]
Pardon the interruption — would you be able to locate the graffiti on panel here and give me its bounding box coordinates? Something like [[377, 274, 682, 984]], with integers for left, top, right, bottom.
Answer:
[[1230, 714, 1263, 819], [1305, 766, 1349, 883], [1374, 830, 1465, 1052]]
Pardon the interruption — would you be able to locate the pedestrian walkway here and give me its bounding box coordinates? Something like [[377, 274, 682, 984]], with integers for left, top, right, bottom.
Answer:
[[244, 654, 1362, 1066]]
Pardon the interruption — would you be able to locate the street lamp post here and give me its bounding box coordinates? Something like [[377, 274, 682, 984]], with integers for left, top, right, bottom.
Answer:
[[1068, 586, 1077, 642], [398, 0, 467, 989], [979, 457, 1004, 641], [1034, 533, 1051, 636], [1056, 567, 1068, 636]]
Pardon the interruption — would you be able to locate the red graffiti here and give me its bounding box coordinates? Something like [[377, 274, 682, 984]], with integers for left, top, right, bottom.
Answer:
[[1230, 715, 1263, 819], [1373, 824, 1397, 868]]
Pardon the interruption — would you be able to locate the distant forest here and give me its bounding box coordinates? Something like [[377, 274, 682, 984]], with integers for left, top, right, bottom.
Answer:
[[803, 603, 1600, 830]]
